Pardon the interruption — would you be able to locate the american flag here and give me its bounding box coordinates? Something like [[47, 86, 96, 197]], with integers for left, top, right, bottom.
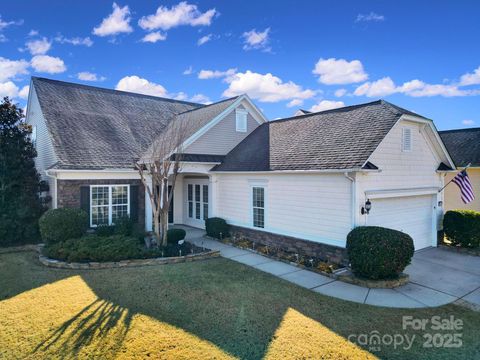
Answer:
[[452, 170, 475, 204]]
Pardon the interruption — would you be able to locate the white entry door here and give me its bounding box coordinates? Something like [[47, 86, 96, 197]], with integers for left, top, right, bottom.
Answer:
[[184, 179, 209, 229], [367, 195, 435, 250]]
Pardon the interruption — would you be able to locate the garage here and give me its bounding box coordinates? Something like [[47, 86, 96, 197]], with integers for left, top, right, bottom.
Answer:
[[367, 194, 435, 250]]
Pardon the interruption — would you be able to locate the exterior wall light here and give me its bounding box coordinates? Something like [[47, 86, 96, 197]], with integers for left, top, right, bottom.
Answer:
[[361, 199, 372, 215]]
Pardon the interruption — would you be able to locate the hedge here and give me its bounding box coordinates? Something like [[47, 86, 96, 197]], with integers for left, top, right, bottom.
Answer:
[[205, 217, 229, 239], [39, 208, 88, 245], [443, 210, 480, 248], [167, 228, 186, 244], [346, 226, 414, 280]]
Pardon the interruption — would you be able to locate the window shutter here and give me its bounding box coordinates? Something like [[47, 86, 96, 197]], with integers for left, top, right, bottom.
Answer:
[[80, 186, 90, 218], [130, 185, 139, 222], [402, 128, 412, 152]]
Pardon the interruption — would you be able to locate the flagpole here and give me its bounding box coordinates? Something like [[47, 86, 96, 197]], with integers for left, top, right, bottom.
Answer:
[[438, 163, 471, 193]]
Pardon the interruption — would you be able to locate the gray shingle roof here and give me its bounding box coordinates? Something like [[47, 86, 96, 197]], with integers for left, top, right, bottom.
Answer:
[[439, 128, 480, 167], [32, 77, 203, 170], [213, 100, 427, 172]]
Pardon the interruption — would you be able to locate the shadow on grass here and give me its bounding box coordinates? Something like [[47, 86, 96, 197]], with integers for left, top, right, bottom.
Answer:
[[33, 299, 132, 358]]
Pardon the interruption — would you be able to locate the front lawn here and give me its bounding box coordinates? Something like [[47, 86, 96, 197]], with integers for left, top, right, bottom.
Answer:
[[0, 252, 479, 359]]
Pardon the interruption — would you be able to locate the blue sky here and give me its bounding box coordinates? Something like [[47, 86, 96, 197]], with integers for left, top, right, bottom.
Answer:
[[1, 1, 479, 130]]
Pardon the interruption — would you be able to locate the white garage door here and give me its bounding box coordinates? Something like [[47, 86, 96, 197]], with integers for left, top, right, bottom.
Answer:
[[367, 195, 434, 250]]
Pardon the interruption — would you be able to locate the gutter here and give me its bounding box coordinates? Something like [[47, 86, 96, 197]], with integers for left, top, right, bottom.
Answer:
[[45, 169, 58, 208], [211, 168, 381, 175]]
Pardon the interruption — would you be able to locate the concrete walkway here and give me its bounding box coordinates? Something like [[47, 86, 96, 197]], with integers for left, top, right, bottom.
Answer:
[[183, 227, 480, 309]]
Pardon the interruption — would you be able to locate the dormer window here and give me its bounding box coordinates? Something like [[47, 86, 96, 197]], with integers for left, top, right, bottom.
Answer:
[[402, 127, 412, 152], [235, 108, 247, 132]]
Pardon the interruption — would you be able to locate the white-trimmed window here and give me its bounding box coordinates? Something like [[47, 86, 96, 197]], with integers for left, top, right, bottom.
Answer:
[[90, 185, 129, 227], [402, 127, 412, 152], [187, 184, 193, 218], [252, 186, 265, 228], [236, 108, 247, 132]]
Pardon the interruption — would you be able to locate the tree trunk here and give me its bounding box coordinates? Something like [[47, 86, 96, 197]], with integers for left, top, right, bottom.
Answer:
[[153, 212, 160, 244], [160, 210, 169, 247]]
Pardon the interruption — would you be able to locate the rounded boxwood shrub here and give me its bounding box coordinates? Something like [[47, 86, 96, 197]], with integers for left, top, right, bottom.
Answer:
[[96, 224, 115, 237], [443, 210, 480, 248], [346, 226, 414, 280], [205, 217, 229, 239], [114, 216, 135, 236], [39, 208, 88, 245], [167, 228, 186, 244]]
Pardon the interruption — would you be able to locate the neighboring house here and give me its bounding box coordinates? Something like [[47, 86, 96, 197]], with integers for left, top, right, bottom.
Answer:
[[439, 128, 480, 212], [27, 77, 455, 264]]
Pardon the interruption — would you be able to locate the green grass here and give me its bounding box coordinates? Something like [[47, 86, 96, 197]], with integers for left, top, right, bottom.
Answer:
[[0, 251, 479, 359]]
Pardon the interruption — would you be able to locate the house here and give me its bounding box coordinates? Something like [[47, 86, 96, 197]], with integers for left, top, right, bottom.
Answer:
[[26, 77, 455, 264], [439, 128, 480, 212]]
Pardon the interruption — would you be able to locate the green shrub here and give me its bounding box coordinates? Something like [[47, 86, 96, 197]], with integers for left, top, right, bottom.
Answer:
[[39, 208, 88, 245], [346, 226, 414, 280], [443, 210, 480, 248], [205, 217, 229, 239], [96, 224, 115, 237], [167, 228, 186, 244], [114, 216, 135, 236]]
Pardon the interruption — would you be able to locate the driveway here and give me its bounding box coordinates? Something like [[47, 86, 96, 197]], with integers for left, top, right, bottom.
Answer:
[[184, 227, 480, 308]]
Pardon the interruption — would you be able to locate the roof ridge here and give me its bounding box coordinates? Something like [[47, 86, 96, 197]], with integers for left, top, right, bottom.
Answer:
[[175, 96, 240, 116], [439, 127, 480, 133], [269, 100, 383, 124], [380, 99, 429, 120], [31, 76, 204, 107]]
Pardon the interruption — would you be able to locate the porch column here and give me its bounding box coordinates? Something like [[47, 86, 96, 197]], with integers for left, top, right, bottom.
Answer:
[[145, 176, 153, 231], [210, 174, 219, 218]]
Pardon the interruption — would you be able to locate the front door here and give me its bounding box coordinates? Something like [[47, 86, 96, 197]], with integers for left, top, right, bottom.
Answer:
[[184, 179, 209, 229]]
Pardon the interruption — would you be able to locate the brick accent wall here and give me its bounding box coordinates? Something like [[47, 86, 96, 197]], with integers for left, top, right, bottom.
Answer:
[[229, 225, 349, 266], [57, 179, 145, 228]]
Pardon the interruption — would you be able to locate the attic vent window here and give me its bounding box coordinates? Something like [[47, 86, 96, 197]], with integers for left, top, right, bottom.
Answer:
[[236, 108, 247, 132], [402, 127, 412, 152]]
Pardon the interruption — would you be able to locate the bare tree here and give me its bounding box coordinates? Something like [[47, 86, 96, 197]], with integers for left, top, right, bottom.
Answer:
[[135, 118, 190, 247]]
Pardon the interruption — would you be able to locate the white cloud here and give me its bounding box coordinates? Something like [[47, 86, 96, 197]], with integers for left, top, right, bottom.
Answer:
[[197, 34, 212, 46], [335, 88, 347, 97], [93, 2, 133, 37], [19, 85, 29, 99], [223, 70, 315, 103], [31, 55, 66, 73], [242, 28, 270, 51], [25, 37, 51, 55], [190, 93, 211, 104], [55, 35, 93, 47], [310, 100, 345, 112], [0, 57, 29, 82], [313, 58, 368, 85], [0, 81, 20, 98], [138, 2, 217, 31], [0, 15, 22, 31], [77, 71, 105, 81], [28, 30, 39, 36], [356, 12, 385, 22], [141, 31, 167, 43], [286, 99, 303, 108], [462, 119, 475, 126], [198, 68, 236, 80], [116, 75, 168, 97], [354, 77, 477, 98], [183, 66, 193, 75], [459, 66, 480, 86]]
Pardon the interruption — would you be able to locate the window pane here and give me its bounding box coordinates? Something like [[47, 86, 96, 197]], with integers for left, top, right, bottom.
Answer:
[[203, 203, 208, 220], [195, 202, 201, 219], [188, 202, 193, 218], [112, 205, 128, 223], [112, 186, 128, 205], [92, 206, 109, 226], [195, 185, 200, 201], [203, 185, 208, 203], [188, 184, 193, 201], [92, 186, 109, 206], [253, 187, 264, 208], [253, 208, 264, 228]]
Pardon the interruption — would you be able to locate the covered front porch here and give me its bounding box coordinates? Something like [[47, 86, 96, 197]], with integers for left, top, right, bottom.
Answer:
[[144, 161, 219, 231]]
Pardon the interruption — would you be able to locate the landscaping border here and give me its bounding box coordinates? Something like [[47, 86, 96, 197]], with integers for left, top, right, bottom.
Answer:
[[337, 270, 409, 288], [38, 250, 220, 269], [439, 244, 480, 257]]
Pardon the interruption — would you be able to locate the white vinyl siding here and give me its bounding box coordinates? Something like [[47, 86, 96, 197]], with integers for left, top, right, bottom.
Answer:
[[90, 185, 130, 227], [216, 173, 352, 246], [185, 105, 260, 155]]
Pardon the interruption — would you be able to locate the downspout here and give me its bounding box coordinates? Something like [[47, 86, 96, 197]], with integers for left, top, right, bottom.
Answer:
[[45, 169, 58, 209], [344, 172, 356, 229]]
